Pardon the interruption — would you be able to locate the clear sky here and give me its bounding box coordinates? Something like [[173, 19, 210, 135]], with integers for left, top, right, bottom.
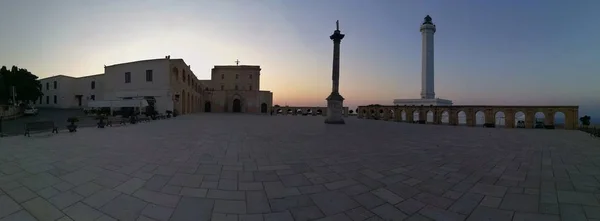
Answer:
[[1, 0, 599, 115]]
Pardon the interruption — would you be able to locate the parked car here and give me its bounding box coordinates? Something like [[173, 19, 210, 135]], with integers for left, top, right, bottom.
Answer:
[[24, 106, 39, 115]]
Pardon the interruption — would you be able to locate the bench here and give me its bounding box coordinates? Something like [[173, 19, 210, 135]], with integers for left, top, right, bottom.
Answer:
[[107, 117, 127, 127], [24, 121, 58, 137]]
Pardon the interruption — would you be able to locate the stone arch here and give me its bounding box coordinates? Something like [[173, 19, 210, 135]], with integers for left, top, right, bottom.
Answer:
[[515, 111, 526, 128], [379, 109, 384, 118], [287, 108, 293, 114], [296, 108, 303, 114], [306, 108, 312, 114], [495, 111, 506, 127], [475, 110, 485, 125], [554, 111, 566, 129], [204, 101, 212, 112], [412, 110, 419, 123], [440, 111, 449, 124], [276, 108, 282, 114], [316, 109, 323, 115], [533, 112, 545, 128], [389, 109, 395, 121], [457, 111, 467, 125], [426, 111, 434, 123], [400, 110, 407, 122]]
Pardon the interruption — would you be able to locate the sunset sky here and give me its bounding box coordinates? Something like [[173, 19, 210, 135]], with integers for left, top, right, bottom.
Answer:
[[1, 0, 599, 114]]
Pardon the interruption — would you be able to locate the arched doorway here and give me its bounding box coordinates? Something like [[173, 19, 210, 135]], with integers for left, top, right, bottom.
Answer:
[[204, 102, 211, 112], [233, 99, 241, 113], [261, 103, 268, 113]]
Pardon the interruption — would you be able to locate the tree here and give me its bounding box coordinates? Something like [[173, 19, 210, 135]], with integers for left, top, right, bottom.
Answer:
[[274, 104, 280, 108], [580, 115, 591, 127], [0, 65, 43, 105]]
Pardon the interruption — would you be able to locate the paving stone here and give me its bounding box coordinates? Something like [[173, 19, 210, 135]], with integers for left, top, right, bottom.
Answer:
[[584, 206, 600, 219], [371, 188, 404, 204], [143, 175, 172, 191], [141, 204, 174, 221], [419, 205, 466, 221], [161, 185, 182, 194], [19, 173, 62, 191], [325, 179, 359, 190], [201, 181, 219, 189], [371, 203, 407, 221], [60, 170, 98, 186], [169, 174, 203, 188], [239, 182, 263, 190], [239, 214, 264, 221], [179, 187, 207, 197], [310, 191, 360, 216], [499, 193, 539, 212], [299, 185, 327, 194], [539, 203, 560, 215], [21, 197, 64, 221], [344, 206, 375, 221], [353, 192, 386, 209], [211, 213, 238, 221], [53, 182, 75, 192], [512, 212, 560, 221], [100, 194, 147, 220], [557, 190, 600, 206], [0, 195, 22, 218], [170, 197, 214, 221], [560, 204, 587, 221], [269, 195, 314, 212], [480, 196, 502, 208], [207, 189, 245, 200], [263, 181, 300, 199], [214, 200, 246, 214], [465, 206, 513, 221], [469, 183, 507, 197], [280, 174, 313, 187], [63, 202, 103, 221], [82, 189, 120, 208], [133, 189, 180, 207], [115, 177, 146, 194], [442, 190, 463, 200], [246, 191, 271, 213], [48, 191, 83, 209], [72, 182, 103, 197], [342, 184, 370, 196], [263, 211, 294, 221], [396, 198, 426, 215], [5, 186, 37, 203], [0, 210, 37, 221], [414, 192, 454, 209], [315, 213, 353, 221], [218, 179, 238, 190]]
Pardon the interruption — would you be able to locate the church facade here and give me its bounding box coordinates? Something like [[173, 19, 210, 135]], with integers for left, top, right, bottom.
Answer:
[[37, 56, 273, 115]]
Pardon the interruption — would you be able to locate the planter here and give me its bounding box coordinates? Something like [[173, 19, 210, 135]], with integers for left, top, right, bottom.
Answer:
[[67, 124, 78, 132]]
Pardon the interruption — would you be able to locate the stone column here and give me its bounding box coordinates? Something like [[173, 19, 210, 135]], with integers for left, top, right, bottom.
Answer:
[[325, 20, 346, 124]]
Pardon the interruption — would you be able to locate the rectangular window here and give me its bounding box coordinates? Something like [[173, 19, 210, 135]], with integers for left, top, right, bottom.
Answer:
[[53, 95, 57, 104], [235, 85, 238, 90], [46, 82, 49, 90], [249, 74, 252, 79], [146, 70, 153, 82], [46, 96, 49, 104], [91, 81, 96, 89], [249, 85, 252, 90], [220, 85, 224, 90], [221, 74, 224, 80], [125, 72, 131, 83], [53, 81, 57, 89], [236, 74, 239, 79]]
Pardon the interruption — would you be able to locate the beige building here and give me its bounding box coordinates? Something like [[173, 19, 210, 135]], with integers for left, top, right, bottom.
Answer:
[[37, 56, 273, 115]]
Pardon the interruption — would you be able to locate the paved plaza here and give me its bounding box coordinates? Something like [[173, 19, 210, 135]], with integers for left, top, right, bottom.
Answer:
[[0, 114, 599, 221]]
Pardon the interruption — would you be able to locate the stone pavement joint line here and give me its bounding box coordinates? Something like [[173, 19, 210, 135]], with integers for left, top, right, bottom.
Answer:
[[0, 114, 599, 220]]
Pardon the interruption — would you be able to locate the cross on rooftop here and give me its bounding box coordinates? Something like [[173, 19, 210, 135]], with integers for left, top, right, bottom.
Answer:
[[235, 59, 240, 66]]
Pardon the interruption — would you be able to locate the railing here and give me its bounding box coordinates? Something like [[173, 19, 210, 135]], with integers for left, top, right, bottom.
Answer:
[[579, 126, 600, 137]]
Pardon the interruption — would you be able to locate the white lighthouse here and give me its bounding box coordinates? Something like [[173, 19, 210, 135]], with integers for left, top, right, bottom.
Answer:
[[393, 15, 453, 106], [420, 15, 436, 99]]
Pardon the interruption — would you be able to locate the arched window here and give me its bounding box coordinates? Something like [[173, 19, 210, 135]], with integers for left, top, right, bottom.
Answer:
[[91, 81, 96, 89]]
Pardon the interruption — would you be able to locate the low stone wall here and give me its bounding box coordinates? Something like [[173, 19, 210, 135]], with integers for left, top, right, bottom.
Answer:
[[0, 105, 21, 119]]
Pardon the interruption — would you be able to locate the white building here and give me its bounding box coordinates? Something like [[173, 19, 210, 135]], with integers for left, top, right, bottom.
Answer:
[[393, 15, 453, 106], [37, 56, 274, 115]]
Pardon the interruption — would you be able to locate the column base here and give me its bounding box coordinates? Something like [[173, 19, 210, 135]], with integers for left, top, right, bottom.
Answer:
[[325, 92, 345, 125]]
